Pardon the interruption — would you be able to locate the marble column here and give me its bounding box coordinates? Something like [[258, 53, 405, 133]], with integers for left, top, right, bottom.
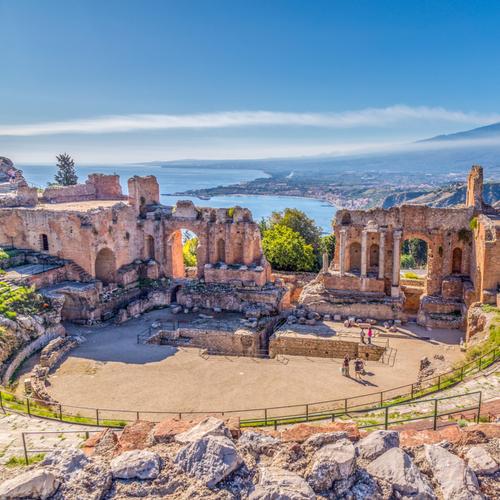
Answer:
[[391, 230, 402, 297], [361, 230, 368, 277], [339, 229, 347, 276], [322, 252, 329, 272], [378, 230, 385, 280]]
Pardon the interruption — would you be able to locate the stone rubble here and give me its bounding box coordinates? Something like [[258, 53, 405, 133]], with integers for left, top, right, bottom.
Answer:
[[0, 417, 498, 499]]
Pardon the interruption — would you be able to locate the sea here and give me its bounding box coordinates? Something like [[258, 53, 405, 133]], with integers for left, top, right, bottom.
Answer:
[[18, 164, 336, 232]]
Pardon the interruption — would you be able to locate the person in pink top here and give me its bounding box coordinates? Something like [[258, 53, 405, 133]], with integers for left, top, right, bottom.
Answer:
[[367, 327, 373, 345]]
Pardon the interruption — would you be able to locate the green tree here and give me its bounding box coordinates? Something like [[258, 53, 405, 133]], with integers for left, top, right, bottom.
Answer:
[[319, 234, 336, 260], [262, 225, 316, 271], [183, 237, 198, 267], [401, 238, 427, 268], [54, 153, 78, 186], [400, 253, 416, 269], [269, 208, 322, 249]]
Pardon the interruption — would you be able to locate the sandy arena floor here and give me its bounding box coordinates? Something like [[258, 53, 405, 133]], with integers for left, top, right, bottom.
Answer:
[[44, 310, 465, 418]]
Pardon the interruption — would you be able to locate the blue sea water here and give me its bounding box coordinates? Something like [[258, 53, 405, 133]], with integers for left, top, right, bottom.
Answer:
[[18, 164, 335, 232]]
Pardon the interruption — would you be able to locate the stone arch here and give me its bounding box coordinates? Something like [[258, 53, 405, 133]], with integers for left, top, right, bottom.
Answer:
[[452, 247, 462, 274], [349, 242, 361, 272], [145, 235, 155, 260], [40, 233, 49, 252], [216, 238, 226, 262], [95, 247, 116, 284]]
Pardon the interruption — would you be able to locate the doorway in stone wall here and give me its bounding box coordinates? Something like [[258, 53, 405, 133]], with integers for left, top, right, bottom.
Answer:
[[166, 229, 200, 279], [400, 237, 428, 315]]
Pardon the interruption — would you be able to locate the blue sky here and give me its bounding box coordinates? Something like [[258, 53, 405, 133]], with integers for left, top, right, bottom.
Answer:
[[1, 0, 500, 163]]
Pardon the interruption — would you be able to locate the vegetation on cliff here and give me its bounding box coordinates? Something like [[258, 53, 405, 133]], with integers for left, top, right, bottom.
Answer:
[[0, 282, 45, 319]]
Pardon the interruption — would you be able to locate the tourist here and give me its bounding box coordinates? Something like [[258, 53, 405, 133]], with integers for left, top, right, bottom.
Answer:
[[367, 327, 373, 344], [342, 354, 350, 377], [364, 351, 369, 367], [360, 329, 366, 344], [354, 357, 364, 381]]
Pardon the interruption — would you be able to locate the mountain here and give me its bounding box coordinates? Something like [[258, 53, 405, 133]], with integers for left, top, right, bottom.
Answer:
[[422, 121, 500, 142], [382, 182, 500, 209]]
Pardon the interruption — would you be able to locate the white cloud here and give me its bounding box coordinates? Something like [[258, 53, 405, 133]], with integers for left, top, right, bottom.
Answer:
[[1, 105, 499, 136]]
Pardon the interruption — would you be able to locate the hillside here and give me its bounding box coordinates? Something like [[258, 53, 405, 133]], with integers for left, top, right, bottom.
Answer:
[[382, 182, 500, 209], [423, 121, 500, 142]]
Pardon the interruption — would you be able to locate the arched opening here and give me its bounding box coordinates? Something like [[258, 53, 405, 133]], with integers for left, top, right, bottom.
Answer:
[[216, 238, 225, 262], [369, 243, 379, 270], [452, 247, 462, 274], [341, 213, 352, 225], [40, 234, 49, 252], [145, 235, 155, 260], [95, 248, 116, 285], [166, 229, 200, 279], [349, 242, 361, 272]]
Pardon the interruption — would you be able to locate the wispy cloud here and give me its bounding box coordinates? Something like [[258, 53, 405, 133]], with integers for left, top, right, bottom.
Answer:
[[1, 106, 500, 137]]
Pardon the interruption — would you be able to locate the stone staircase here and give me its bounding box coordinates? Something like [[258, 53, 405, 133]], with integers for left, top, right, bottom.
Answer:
[[66, 262, 94, 283]]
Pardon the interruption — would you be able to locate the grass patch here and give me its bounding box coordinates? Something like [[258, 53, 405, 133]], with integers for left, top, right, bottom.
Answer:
[[5, 453, 45, 467]]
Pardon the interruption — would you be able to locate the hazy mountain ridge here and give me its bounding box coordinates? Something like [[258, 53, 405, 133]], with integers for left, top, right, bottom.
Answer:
[[382, 182, 500, 209]]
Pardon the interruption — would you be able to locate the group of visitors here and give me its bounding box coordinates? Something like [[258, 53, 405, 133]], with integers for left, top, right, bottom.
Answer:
[[341, 353, 366, 381]]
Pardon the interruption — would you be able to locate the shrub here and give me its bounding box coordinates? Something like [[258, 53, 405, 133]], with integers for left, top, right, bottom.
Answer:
[[403, 271, 420, 280]]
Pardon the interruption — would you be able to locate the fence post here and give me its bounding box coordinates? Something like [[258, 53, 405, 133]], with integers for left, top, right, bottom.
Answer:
[[273, 419, 277, 431], [0, 391, 3, 413], [264, 408, 268, 426], [305, 404, 309, 422], [433, 399, 438, 430], [136, 411, 140, 421], [26, 397, 31, 417], [21, 432, 29, 466], [331, 413, 335, 422], [384, 406, 389, 430], [461, 366, 464, 381], [59, 404, 62, 421], [380, 391, 383, 406], [96, 409, 100, 426], [476, 392, 482, 423], [344, 398, 348, 413], [437, 375, 441, 391]]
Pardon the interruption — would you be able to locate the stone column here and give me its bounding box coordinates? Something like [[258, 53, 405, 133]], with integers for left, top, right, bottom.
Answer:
[[322, 252, 329, 272], [378, 230, 385, 280], [339, 229, 347, 276], [391, 230, 402, 297], [361, 230, 368, 278]]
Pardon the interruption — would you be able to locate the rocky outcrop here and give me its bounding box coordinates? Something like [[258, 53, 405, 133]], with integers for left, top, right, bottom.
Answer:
[[0, 469, 59, 500], [110, 450, 161, 480], [1, 419, 499, 499], [424, 444, 483, 500], [175, 434, 243, 488]]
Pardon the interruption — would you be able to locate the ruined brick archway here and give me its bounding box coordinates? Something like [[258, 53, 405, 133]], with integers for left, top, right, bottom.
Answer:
[[95, 247, 116, 285], [452, 247, 463, 274], [348, 242, 361, 272], [165, 228, 204, 279]]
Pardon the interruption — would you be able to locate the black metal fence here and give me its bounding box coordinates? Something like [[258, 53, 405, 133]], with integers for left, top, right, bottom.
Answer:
[[0, 346, 497, 428]]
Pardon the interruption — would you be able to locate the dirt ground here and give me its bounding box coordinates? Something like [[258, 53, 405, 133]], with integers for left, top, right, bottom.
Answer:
[[44, 310, 465, 420]]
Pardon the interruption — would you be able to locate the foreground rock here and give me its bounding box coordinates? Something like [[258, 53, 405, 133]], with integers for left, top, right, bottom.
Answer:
[[41, 448, 89, 478], [175, 434, 243, 488], [465, 446, 499, 475], [0, 469, 59, 500], [356, 429, 399, 460], [307, 438, 356, 492], [250, 467, 315, 500], [424, 444, 483, 500], [110, 449, 161, 480], [367, 447, 435, 499], [175, 416, 232, 444]]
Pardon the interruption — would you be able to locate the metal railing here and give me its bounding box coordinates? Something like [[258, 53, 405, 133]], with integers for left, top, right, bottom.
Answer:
[[17, 391, 483, 464], [0, 346, 497, 428]]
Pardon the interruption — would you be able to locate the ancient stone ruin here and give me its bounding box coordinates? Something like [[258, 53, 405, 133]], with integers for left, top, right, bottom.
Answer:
[[300, 165, 500, 334]]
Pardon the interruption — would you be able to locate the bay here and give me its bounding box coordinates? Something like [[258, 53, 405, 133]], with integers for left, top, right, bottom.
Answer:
[[19, 164, 335, 232]]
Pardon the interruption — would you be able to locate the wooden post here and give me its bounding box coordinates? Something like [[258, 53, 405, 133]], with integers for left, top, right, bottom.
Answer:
[[384, 406, 389, 430], [264, 408, 268, 426], [305, 404, 309, 422], [0, 391, 3, 413], [59, 404, 63, 421], [96, 409, 100, 426], [26, 397, 31, 417]]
